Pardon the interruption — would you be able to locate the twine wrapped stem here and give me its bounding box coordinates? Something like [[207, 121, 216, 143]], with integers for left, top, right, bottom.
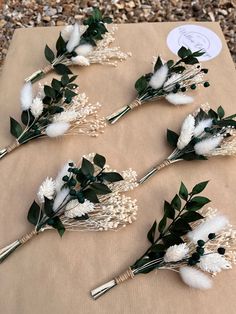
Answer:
[[0, 140, 20, 160], [25, 64, 53, 83], [138, 159, 172, 185]]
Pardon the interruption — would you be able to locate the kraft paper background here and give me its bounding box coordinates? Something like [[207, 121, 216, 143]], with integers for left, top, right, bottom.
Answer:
[[0, 22, 235, 314]]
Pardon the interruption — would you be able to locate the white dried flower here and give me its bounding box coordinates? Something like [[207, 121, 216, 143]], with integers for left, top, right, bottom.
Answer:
[[179, 266, 212, 289], [75, 44, 93, 56], [187, 214, 229, 243], [199, 253, 231, 273], [37, 177, 55, 203], [53, 110, 78, 123], [20, 82, 33, 110], [53, 188, 70, 211], [71, 55, 90, 66], [193, 119, 213, 137], [61, 25, 73, 42], [30, 97, 44, 118], [55, 161, 74, 192], [177, 114, 195, 150], [45, 122, 70, 137], [194, 136, 223, 156], [164, 243, 189, 262], [65, 199, 95, 218], [66, 23, 80, 53], [163, 73, 182, 90], [149, 64, 168, 89], [165, 93, 193, 106]]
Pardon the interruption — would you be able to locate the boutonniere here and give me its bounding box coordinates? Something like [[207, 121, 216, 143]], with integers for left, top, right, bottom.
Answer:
[[0, 75, 105, 160], [91, 181, 236, 299], [0, 153, 138, 263], [138, 104, 236, 184], [25, 8, 130, 83], [106, 47, 209, 124]]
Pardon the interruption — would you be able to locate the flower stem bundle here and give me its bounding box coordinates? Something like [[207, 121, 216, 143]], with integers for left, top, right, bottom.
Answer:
[[25, 8, 130, 84], [106, 46, 209, 124], [0, 75, 106, 160], [0, 153, 138, 263], [91, 181, 236, 299], [138, 104, 236, 184]]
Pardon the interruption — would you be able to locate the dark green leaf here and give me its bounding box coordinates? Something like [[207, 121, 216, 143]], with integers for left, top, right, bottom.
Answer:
[[44, 85, 55, 98], [182, 152, 207, 161], [166, 60, 174, 68], [92, 8, 102, 20], [44, 45, 55, 63], [178, 46, 190, 58], [147, 221, 157, 244], [181, 211, 204, 222], [90, 183, 112, 195], [54, 63, 72, 75], [158, 216, 167, 234], [164, 201, 175, 219], [186, 197, 211, 211], [64, 89, 77, 100], [81, 158, 94, 176], [93, 153, 106, 168], [69, 75, 78, 83], [83, 188, 100, 203], [154, 56, 163, 72], [167, 129, 179, 147], [162, 234, 184, 248], [184, 56, 199, 65], [170, 218, 191, 236], [21, 110, 34, 126], [27, 201, 42, 226], [103, 17, 112, 24], [49, 216, 65, 237], [135, 76, 148, 94], [179, 182, 188, 201], [214, 119, 236, 127], [102, 172, 123, 183], [192, 50, 205, 57], [171, 194, 181, 211], [10, 117, 23, 138], [171, 66, 186, 73], [208, 109, 218, 119], [61, 74, 70, 86], [56, 33, 67, 55], [191, 181, 209, 195], [151, 243, 165, 252], [51, 79, 62, 91], [44, 197, 54, 217]]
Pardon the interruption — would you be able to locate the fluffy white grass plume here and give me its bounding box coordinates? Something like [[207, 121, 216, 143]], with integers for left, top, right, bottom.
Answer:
[[54, 161, 74, 192], [179, 266, 212, 289], [187, 214, 229, 243], [53, 110, 78, 123], [177, 114, 195, 150], [20, 82, 33, 110], [30, 97, 44, 118], [45, 122, 70, 137], [66, 23, 80, 53], [37, 177, 56, 203], [65, 199, 95, 218], [193, 119, 213, 137], [71, 55, 90, 66], [199, 253, 231, 273], [165, 93, 193, 106], [149, 64, 168, 89], [164, 244, 189, 262], [75, 44, 93, 56], [194, 136, 223, 156], [52, 188, 70, 211], [61, 25, 73, 42]]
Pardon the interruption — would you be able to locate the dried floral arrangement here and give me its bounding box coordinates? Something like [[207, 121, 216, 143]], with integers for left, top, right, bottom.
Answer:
[[106, 46, 209, 124], [91, 181, 236, 299], [0, 153, 138, 263], [25, 8, 130, 83], [138, 104, 236, 184], [0, 75, 106, 160]]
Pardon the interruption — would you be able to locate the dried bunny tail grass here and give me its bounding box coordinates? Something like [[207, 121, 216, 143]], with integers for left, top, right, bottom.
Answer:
[[206, 134, 236, 156]]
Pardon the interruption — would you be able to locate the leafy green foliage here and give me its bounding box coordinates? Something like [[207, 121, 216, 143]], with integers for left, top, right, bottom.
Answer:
[[44, 45, 55, 63], [27, 201, 42, 226], [166, 129, 179, 147], [10, 117, 23, 138], [132, 181, 210, 274]]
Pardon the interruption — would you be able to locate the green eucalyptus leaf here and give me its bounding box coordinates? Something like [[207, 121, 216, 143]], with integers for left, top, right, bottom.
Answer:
[[135, 76, 148, 94], [167, 129, 179, 147], [83, 188, 100, 203], [81, 158, 94, 176], [147, 221, 157, 244], [10, 117, 23, 138], [21, 110, 34, 126], [61, 74, 70, 86], [186, 196, 210, 211], [191, 181, 209, 195], [170, 218, 191, 236], [179, 182, 188, 201], [27, 201, 42, 226], [93, 153, 106, 168], [171, 194, 181, 211], [181, 211, 204, 222], [54, 63, 72, 75], [102, 172, 123, 183], [51, 79, 62, 91], [162, 234, 184, 248], [44, 44, 55, 63], [177, 46, 190, 58], [56, 33, 67, 55], [44, 85, 55, 99], [158, 216, 167, 234]]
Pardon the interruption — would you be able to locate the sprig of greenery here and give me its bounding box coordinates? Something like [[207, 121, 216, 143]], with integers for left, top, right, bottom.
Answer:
[[132, 181, 210, 273], [27, 154, 123, 237]]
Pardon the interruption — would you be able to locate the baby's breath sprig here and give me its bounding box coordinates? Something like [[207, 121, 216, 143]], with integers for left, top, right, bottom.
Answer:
[[0, 153, 138, 263], [0, 75, 106, 160], [91, 181, 236, 299], [138, 104, 236, 184], [25, 8, 130, 84], [106, 46, 209, 124]]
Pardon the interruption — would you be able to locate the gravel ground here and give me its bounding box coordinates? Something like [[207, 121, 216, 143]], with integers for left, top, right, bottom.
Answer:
[[0, 0, 235, 66]]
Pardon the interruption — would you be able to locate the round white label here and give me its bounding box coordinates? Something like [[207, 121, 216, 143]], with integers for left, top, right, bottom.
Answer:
[[167, 25, 222, 61]]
